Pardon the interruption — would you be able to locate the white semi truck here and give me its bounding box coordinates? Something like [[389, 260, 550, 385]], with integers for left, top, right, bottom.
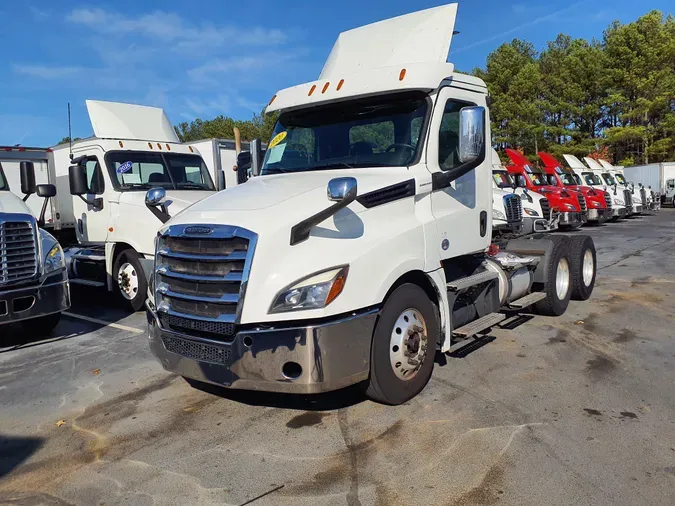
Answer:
[[563, 154, 628, 220], [0, 161, 70, 337], [622, 161, 674, 208], [584, 157, 644, 214], [7, 101, 218, 311], [186, 135, 253, 190], [145, 3, 598, 405]]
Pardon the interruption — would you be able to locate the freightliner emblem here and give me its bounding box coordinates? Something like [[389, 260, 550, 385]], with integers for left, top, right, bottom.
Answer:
[[184, 226, 213, 235]]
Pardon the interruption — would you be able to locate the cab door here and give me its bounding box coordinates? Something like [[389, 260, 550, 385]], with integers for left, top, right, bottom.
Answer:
[[71, 152, 111, 244], [427, 87, 491, 260]]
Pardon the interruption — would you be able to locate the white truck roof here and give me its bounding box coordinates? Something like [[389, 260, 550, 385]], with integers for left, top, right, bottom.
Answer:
[[563, 154, 590, 170], [583, 157, 604, 170], [85, 100, 179, 143], [266, 3, 476, 115]]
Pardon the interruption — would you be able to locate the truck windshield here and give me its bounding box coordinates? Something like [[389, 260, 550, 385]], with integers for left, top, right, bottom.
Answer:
[[583, 172, 602, 185], [559, 173, 576, 185], [527, 173, 548, 186], [492, 170, 514, 189], [0, 165, 7, 191], [614, 173, 627, 185], [262, 92, 428, 175], [106, 151, 215, 191], [602, 173, 616, 185]]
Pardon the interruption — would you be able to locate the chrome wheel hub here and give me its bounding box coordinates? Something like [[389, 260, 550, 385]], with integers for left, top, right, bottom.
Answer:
[[389, 309, 428, 381], [118, 262, 139, 301], [582, 249, 594, 287], [556, 257, 570, 300]]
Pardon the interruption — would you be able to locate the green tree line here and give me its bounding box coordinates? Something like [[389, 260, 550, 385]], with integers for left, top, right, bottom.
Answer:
[[174, 111, 278, 146], [474, 10, 675, 166]]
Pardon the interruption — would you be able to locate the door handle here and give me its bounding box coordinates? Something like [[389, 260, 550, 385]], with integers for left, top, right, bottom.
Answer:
[[479, 210, 487, 237]]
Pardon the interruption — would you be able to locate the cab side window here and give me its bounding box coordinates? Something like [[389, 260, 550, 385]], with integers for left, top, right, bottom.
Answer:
[[438, 100, 476, 208], [85, 158, 105, 194]]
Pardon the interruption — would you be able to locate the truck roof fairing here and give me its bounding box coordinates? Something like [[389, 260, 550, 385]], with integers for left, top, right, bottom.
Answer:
[[265, 3, 472, 115], [86, 100, 180, 143]]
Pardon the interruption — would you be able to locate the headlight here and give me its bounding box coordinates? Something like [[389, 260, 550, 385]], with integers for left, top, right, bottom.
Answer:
[[523, 208, 539, 217], [592, 201, 601, 207], [270, 266, 349, 313], [614, 199, 624, 205], [492, 209, 506, 220], [44, 244, 65, 274], [564, 203, 576, 211]]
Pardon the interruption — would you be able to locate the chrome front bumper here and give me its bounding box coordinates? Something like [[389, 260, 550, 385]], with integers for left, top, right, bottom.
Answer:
[[633, 205, 644, 214], [0, 272, 70, 325], [611, 207, 627, 219], [586, 208, 610, 223], [147, 305, 378, 394], [522, 216, 557, 235], [559, 212, 585, 227]]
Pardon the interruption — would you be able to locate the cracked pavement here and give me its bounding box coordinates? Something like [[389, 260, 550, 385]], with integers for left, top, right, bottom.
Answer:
[[2, 210, 675, 505]]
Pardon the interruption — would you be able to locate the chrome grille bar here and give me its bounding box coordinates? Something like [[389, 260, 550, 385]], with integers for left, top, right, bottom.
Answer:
[[0, 214, 38, 286], [154, 224, 257, 336]]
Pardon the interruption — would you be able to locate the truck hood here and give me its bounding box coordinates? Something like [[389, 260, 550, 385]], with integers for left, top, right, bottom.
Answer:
[[117, 190, 216, 217], [169, 168, 414, 230], [0, 191, 32, 215]]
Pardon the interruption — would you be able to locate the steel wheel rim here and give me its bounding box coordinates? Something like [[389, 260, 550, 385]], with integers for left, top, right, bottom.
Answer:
[[582, 249, 594, 287], [556, 257, 570, 300], [389, 308, 428, 381], [118, 262, 139, 300]]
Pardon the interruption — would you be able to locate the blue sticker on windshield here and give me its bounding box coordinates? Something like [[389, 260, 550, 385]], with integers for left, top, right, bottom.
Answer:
[[117, 161, 133, 174]]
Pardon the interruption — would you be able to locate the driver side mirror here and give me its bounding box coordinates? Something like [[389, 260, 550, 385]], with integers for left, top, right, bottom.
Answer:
[[36, 184, 56, 198], [68, 164, 88, 196], [19, 161, 36, 201], [458, 107, 485, 163], [250, 138, 263, 177]]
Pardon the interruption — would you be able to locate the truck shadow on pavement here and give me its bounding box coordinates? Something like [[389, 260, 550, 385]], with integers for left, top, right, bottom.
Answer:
[[186, 378, 367, 411], [0, 435, 44, 479]]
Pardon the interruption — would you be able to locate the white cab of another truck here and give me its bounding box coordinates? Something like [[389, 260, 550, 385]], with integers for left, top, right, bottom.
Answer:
[[490, 148, 557, 235], [146, 3, 598, 405], [185, 137, 253, 190], [598, 159, 659, 212], [564, 154, 627, 220], [0, 161, 70, 337], [585, 157, 643, 214], [43, 101, 217, 311]]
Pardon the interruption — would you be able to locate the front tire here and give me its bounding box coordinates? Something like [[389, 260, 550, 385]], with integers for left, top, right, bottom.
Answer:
[[113, 248, 148, 312], [365, 284, 439, 405], [567, 235, 596, 301], [534, 237, 572, 316]]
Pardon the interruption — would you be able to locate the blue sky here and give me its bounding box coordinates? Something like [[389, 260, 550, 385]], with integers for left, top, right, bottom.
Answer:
[[1, 0, 672, 146]]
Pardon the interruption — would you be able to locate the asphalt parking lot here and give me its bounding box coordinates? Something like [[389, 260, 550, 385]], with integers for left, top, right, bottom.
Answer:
[[2, 210, 675, 506]]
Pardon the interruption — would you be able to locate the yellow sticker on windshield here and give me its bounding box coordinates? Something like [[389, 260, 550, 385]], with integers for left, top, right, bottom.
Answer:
[[269, 131, 287, 149]]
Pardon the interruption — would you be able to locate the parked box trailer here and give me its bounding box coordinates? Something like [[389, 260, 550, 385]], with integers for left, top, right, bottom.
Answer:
[[185, 138, 252, 190], [623, 162, 675, 206]]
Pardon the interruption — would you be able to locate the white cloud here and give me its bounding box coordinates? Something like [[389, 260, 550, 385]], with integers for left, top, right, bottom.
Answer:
[[65, 7, 287, 52], [12, 64, 84, 79], [29, 6, 49, 19], [452, 1, 583, 54]]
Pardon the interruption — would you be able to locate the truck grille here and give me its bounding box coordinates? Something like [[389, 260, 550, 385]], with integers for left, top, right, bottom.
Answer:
[[640, 188, 647, 205], [539, 198, 551, 220], [154, 225, 257, 337], [503, 194, 522, 223], [604, 192, 612, 209], [577, 194, 587, 211], [162, 335, 231, 365], [624, 189, 633, 208], [0, 217, 38, 285]]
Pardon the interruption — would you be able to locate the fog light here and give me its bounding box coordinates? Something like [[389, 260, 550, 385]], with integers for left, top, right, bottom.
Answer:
[[282, 362, 302, 379]]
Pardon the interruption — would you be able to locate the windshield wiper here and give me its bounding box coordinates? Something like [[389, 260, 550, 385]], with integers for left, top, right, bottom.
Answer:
[[123, 183, 154, 190], [310, 162, 355, 171], [176, 183, 211, 190]]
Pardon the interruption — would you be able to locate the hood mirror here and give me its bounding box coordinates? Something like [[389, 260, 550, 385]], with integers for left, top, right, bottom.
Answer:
[[328, 177, 357, 202], [145, 187, 170, 224]]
